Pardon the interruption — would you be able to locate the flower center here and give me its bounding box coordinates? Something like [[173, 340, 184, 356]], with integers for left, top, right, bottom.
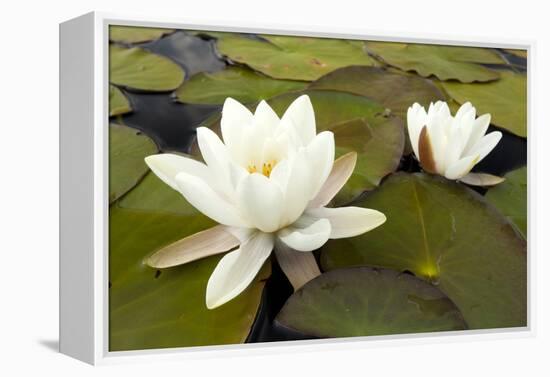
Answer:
[[247, 160, 277, 177]]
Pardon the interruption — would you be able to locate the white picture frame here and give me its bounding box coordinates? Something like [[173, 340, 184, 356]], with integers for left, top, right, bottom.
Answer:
[[59, 11, 535, 365]]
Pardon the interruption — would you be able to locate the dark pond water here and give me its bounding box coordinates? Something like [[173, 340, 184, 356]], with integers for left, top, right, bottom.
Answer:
[[111, 31, 528, 343]]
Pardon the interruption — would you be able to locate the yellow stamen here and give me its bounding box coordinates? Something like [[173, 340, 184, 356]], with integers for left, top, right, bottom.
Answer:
[[247, 164, 257, 174]]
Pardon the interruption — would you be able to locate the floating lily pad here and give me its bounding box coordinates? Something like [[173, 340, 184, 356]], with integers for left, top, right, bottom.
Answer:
[[193, 90, 404, 204], [109, 172, 270, 351], [109, 25, 175, 43], [276, 267, 466, 337], [176, 66, 307, 104], [366, 42, 503, 83], [441, 71, 527, 137], [321, 173, 527, 329], [216, 35, 376, 81], [109, 123, 157, 203], [309, 66, 446, 119], [109, 44, 185, 91], [109, 85, 132, 116], [486, 167, 527, 238]]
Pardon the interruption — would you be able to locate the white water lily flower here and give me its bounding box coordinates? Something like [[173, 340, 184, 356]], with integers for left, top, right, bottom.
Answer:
[[145, 95, 386, 309], [407, 101, 503, 184]]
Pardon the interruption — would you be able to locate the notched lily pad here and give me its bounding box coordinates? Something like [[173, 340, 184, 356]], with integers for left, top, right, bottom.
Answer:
[[109, 85, 132, 116], [321, 173, 527, 329], [276, 267, 466, 338], [309, 66, 446, 119], [109, 123, 157, 203], [216, 35, 376, 81], [175, 66, 307, 105], [109, 25, 175, 44], [486, 167, 527, 238], [441, 71, 527, 137], [109, 172, 270, 351], [109, 44, 185, 91], [366, 41, 503, 83]]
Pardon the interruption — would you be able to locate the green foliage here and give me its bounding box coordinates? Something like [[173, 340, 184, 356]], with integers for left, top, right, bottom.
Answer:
[[109, 123, 157, 203], [321, 173, 527, 329], [486, 167, 527, 238], [277, 267, 466, 337], [109, 44, 185, 91], [109, 173, 270, 351], [217, 35, 376, 81]]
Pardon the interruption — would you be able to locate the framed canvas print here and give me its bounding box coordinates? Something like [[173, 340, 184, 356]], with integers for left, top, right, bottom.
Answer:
[[59, 12, 531, 365]]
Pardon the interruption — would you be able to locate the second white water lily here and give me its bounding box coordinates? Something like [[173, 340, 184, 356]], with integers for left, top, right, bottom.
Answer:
[[145, 95, 386, 309], [407, 101, 503, 185]]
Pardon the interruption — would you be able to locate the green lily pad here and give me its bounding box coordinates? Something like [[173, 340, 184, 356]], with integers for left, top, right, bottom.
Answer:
[[109, 85, 132, 116], [109, 25, 175, 43], [366, 41, 503, 83], [109, 44, 185, 91], [175, 66, 307, 105], [321, 173, 527, 329], [109, 172, 270, 351], [441, 71, 527, 137], [309, 66, 445, 119], [276, 267, 466, 337], [193, 90, 404, 204], [109, 123, 157, 203], [216, 35, 376, 81], [486, 167, 527, 238]]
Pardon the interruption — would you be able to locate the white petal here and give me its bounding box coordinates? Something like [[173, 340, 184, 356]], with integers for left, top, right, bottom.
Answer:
[[197, 127, 229, 174], [279, 150, 313, 226], [144, 153, 211, 192], [464, 114, 491, 154], [254, 100, 280, 132], [468, 131, 502, 162], [278, 218, 331, 252], [459, 172, 505, 186], [175, 172, 248, 227], [274, 241, 320, 291], [220, 97, 253, 150], [305, 131, 335, 199], [306, 206, 386, 239], [237, 173, 284, 233], [308, 152, 357, 209], [196, 127, 237, 199], [454, 102, 474, 119], [444, 154, 480, 180], [206, 231, 273, 309], [146, 225, 239, 268], [281, 95, 316, 146], [407, 103, 427, 158]]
